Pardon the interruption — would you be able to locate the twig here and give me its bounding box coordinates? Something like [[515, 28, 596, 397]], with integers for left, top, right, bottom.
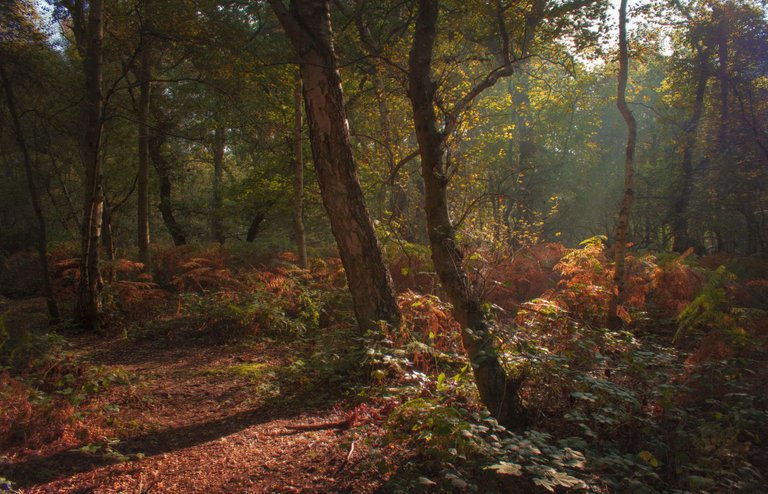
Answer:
[[283, 411, 356, 433], [335, 439, 357, 474]]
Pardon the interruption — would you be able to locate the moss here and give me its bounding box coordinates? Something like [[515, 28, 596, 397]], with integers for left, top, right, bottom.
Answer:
[[227, 362, 273, 380], [204, 362, 276, 382]]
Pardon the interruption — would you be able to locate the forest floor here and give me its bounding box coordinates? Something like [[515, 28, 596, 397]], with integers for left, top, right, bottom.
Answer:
[[1, 298, 391, 494], [3, 245, 768, 493]]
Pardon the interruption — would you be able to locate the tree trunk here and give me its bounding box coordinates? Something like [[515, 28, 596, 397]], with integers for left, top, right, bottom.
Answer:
[[102, 195, 115, 283], [408, 0, 524, 427], [336, 0, 413, 236], [211, 126, 225, 244], [493, 1, 541, 247], [149, 136, 186, 246], [48, 154, 82, 233], [137, 7, 152, 271], [148, 97, 186, 246], [246, 211, 267, 242], [269, 0, 400, 331], [717, 10, 729, 147], [507, 70, 537, 247], [371, 65, 412, 236], [292, 74, 308, 268], [74, 0, 105, 332], [609, 0, 637, 328], [739, 203, 762, 255], [672, 48, 708, 253], [491, 191, 501, 243], [0, 63, 60, 325], [211, 127, 227, 244]]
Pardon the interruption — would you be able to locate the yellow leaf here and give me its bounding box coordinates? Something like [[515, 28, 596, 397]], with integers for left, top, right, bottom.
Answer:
[[638, 450, 659, 467]]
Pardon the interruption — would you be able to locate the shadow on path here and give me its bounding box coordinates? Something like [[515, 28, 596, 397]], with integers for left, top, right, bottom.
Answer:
[[4, 400, 322, 488], [84, 334, 254, 368]]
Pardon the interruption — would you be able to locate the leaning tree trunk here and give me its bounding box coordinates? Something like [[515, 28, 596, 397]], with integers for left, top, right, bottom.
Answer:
[[609, 0, 637, 328], [148, 95, 187, 246], [74, 0, 106, 332], [292, 74, 308, 268], [269, 0, 400, 331], [0, 63, 60, 325], [246, 211, 267, 242], [149, 136, 187, 246], [408, 0, 524, 426]]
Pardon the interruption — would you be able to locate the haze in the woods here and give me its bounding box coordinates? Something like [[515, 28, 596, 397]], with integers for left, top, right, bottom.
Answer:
[[1, 0, 767, 492]]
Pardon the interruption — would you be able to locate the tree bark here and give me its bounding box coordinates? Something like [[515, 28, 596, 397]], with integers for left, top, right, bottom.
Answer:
[[0, 62, 60, 324], [739, 204, 761, 255], [149, 134, 186, 246], [609, 0, 637, 328], [292, 74, 308, 268], [336, 0, 425, 242], [672, 48, 708, 253], [211, 126, 226, 244], [504, 2, 541, 247], [137, 3, 152, 271], [246, 211, 267, 242], [73, 0, 106, 332], [102, 194, 115, 282], [148, 94, 187, 246], [716, 9, 730, 147], [505, 69, 537, 246], [269, 0, 400, 331], [48, 154, 82, 233], [408, 0, 524, 427]]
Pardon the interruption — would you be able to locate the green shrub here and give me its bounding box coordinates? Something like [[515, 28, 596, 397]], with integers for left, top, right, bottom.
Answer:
[[0, 315, 65, 370]]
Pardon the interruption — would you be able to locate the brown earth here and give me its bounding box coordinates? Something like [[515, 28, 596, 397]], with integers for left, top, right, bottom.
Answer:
[[1, 307, 393, 493]]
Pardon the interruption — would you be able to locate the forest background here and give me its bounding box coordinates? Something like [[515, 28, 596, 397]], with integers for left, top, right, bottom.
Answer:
[[1, 0, 767, 492]]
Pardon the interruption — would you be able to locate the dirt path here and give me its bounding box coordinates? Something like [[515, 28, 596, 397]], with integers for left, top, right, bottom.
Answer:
[[4, 333, 386, 493]]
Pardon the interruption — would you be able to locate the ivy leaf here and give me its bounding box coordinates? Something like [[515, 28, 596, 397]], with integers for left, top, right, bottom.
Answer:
[[687, 475, 716, 489], [487, 462, 523, 476], [415, 476, 437, 486], [571, 391, 597, 402], [533, 468, 586, 492], [75, 444, 101, 454]]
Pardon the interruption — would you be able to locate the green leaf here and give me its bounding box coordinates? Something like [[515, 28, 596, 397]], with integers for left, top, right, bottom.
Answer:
[[76, 444, 101, 454], [687, 475, 716, 489]]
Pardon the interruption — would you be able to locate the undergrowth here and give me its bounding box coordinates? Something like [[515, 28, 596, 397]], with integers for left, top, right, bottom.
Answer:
[[368, 240, 767, 492], [2, 242, 766, 492], [0, 315, 128, 457]]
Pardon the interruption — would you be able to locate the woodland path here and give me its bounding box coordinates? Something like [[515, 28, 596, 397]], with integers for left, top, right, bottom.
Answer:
[[3, 325, 386, 493]]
